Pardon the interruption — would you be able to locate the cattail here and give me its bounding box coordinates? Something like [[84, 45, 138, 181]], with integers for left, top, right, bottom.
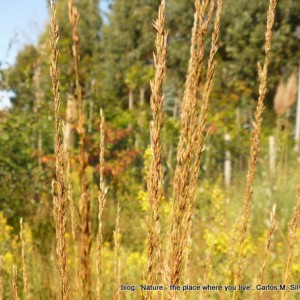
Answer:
[[231, 1, 277, 298], [146, 0, 167, 298], [50, 1, 69, 299], [113, 205, 121, 300], [12, 265, 19, 300], [281, 184, 300, 300], [256, 205, 276, 300], [68, 1, 92, 298], [97, 110, 107, 300], [167, 0, 222, 294], [20, 218, 29, 300]]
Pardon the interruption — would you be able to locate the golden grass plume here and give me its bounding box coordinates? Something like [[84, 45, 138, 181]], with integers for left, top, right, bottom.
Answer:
[[68, 0, 92, 297], [146, 0, 168, 297], [231, 1, 277, 299], [50, 1, 69, 298], [97, 109, 107, 300]]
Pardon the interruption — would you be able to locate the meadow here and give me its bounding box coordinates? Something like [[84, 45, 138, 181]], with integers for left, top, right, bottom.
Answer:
[[1, 0, 300, 299]]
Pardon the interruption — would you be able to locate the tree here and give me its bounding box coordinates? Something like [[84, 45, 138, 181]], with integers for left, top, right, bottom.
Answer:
[[102, 0, 160, 104], [220, 0, 300, 108]]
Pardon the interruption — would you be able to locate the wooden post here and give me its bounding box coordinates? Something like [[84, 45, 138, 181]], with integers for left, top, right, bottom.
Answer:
[[224, 134, 231, 188], [140, 87, 145, 107], [294, 62, 300, 152], [269, 135, 276, 175], [128, 89, 134, 110]]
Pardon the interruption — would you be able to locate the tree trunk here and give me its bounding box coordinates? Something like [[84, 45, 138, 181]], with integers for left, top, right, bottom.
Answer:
[[129, 88, 134, 110], [64, 94, 77, 151], [140, 87, 145, 106]]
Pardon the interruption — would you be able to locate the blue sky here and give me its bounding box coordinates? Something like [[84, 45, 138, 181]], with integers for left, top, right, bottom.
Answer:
[[0, 1, 49, 109], [0, 0, 110, 109], [0, 1, 48, 68]]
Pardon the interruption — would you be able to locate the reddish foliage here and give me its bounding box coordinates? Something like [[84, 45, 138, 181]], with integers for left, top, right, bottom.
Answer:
[[41, 154, 55, 164], [39, 120, 140, 179], [92, 120, 140, 177], [104, 149, 141, 177], [102, 125, 131, 145], [204, 122, 218, 134]]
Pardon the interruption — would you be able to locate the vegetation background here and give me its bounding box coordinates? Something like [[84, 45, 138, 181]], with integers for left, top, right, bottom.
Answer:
[[0, 0, 300, 299]]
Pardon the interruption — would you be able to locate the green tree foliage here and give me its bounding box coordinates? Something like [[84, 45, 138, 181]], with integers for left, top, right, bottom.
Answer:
[[102, 0, 160, 102], [220, 0, 300, 107], [0, 0, 300, 252], [2, 45, 39, 110]]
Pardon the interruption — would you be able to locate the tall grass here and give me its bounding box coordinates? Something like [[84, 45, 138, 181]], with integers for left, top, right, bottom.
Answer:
[[20, 218, 29, 300], [281, 185, 300, 300], [97, 110, 107, 300], [231, 1, 277, 298], [68, 0, 92, 298], [0, 257, 3, 300], [167, 1, 223, 294], [6, 0, 300, 299], [48, 0, 279, 298], [12, 265, 19, 300], [256, 205, 276, 300], [50, 1, 69, 298], [146, 0, 167, 297], [113, 205, 121, 300]]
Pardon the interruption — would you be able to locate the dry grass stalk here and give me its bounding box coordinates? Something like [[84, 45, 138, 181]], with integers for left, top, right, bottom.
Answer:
[[281, 185, 300, 300], [182, 235, 192, 300], [69, 187, 76, 243], [0, 257, 3, 300], [50, 1, 69, 299], [146, 0, 167, 297], [66, 156, 76, 242], [175, 0, 214, 166], [167, 0, 222, 293], [113, 205, 121, 300], [256, 205, 276, 300], [66, 155, 81, 297], [185, 0, 223, 275], [191, 0, 223, 183], [20, 218, 29, 300], [199, 244, 215, 300], [12, 265, 19, 300], [97, 110, 107, 300], [167, 2, 214, 287], [231, 1, 277, 298], [68, 1, 92, 298]]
